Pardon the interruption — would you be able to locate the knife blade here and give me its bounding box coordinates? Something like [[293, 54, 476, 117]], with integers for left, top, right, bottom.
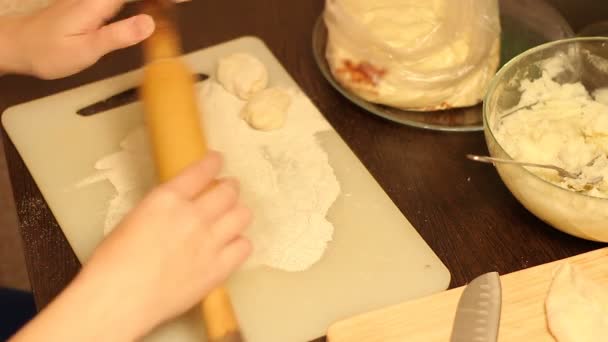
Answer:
[[450, 272, 502, 342]]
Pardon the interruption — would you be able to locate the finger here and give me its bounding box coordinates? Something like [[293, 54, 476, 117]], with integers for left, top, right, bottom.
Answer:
[[194, 178, 240, 223], [211, 238, 252, 281], [91, 14, 155, 57], [207, 204, 252, 246], [162, 152, 223, 199]]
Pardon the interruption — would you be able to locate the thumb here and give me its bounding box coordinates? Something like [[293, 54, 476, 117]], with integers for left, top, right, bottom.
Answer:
[[91, 14, 155, 57]]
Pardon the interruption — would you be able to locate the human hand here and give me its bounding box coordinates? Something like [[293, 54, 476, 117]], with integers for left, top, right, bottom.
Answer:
[[80, 152, 252, 338], [6, 0, 188, 79]]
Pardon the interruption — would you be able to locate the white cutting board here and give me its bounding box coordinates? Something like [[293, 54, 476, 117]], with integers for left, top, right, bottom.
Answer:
[[2, 37, 450, 342]]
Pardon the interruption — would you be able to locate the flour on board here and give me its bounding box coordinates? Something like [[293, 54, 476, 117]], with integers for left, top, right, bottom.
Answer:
[[79, 79, 341, 272]]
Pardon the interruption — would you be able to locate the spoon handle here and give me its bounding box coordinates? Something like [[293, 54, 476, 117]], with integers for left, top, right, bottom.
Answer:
[[466, 155, 577, 179]]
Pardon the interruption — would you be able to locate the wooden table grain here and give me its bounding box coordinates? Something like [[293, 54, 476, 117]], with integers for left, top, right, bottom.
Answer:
[[1, 0, 606, 336]]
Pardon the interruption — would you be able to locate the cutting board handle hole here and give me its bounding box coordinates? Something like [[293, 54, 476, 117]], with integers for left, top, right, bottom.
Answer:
[[76, 73, 208, 116]]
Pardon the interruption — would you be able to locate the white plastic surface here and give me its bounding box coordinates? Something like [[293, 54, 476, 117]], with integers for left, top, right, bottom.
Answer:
[[2, 37, 450, 342]]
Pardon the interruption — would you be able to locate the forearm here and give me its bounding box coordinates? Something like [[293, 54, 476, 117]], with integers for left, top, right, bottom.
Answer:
[[9, 264, 147, 342], [0, 15, 31, 76]]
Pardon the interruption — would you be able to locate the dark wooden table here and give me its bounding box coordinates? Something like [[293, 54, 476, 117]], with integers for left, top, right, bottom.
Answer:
[[1, 0, 607, 328]]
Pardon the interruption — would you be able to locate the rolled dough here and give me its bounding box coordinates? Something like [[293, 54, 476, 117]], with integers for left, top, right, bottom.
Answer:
[[545, 263, 608, 342]]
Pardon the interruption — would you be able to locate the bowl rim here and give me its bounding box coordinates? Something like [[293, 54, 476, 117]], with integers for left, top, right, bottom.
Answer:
[[483, 36, 608, 202]]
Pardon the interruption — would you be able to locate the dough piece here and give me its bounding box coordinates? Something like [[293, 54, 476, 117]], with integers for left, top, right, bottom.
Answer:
[[217, 53, 269, 100], [241, 87, 291, 131], [545, 263, 608, 342]]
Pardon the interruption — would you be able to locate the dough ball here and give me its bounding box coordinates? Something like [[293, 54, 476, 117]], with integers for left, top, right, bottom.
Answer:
[[241, 87, 291, 131], [545, 263, 608, 342], [217, 53, 269, 100]]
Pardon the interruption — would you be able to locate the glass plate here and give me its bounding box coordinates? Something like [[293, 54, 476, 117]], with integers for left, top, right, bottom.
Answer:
[[578, 21, 608, 37], [312, 0, 575, 132]]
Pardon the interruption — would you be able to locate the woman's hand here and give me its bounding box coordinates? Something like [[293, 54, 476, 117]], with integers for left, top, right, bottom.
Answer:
[[0, 0, 188, 79], [87, 151, 253, 334], [11, 152, 252, 341]]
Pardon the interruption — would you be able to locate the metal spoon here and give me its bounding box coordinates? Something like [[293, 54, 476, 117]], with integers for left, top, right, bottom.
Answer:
[[466, 154, 604, 185], [499, 101, 540, 119]]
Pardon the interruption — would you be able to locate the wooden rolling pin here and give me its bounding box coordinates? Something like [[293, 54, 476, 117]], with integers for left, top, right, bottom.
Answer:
[[138, 1, 243, 341]]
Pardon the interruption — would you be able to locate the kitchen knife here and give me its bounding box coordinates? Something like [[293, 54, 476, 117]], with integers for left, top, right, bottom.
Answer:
[[450, 272, 502, 342], [139, 1, 243, 341]]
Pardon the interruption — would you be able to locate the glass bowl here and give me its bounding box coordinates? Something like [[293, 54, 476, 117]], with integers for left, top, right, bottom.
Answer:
[[483, 37, 608, 242]]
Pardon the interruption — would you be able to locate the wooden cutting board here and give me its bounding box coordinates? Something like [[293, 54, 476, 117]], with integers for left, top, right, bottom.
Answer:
[[328, 247, 608, 342], [1, 37, 450, 342]]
